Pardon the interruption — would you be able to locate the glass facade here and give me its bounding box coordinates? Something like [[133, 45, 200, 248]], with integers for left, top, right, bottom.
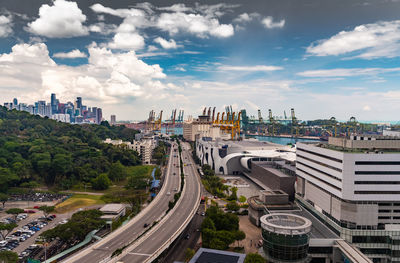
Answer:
[[262, 229, 310, 262]]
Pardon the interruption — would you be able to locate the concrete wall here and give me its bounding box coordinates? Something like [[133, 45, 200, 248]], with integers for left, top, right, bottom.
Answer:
[[251, 163, 296, 200]]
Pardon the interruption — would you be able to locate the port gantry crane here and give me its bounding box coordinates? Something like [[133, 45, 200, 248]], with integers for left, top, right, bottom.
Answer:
[[147, 110, 163, 132], [268, 109, 276, 136], [212, 108, 241, 140], [166, 109, 177, 134]]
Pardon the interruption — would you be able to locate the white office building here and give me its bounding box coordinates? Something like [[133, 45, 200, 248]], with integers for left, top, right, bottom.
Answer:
[[295, 135, 400, 263]]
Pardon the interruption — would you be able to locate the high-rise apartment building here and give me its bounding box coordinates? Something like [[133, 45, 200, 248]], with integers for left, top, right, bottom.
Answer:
[[51, 93, 58, 114], [111, 115, 116, 125], [76, 97, 82, 109], [296, 135, 400, 263], [96, 108, 102, 124]]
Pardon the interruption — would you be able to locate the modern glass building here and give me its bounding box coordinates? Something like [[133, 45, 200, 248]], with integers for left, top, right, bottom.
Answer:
[[260, 213, 312, 263]]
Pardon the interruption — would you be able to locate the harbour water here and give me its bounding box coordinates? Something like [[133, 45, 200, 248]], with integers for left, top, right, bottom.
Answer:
[[252, 135, 319, 145]]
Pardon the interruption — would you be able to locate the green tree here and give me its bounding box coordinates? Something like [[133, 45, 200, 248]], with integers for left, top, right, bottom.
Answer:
[[234, 230, 246, 247], [185, 248, 195, 262], [41, 209, 105, 242], [92, 173, 111, 190], [52, 153, 72, 176], [226, 201, 240, 212], [0, 193, 8, 208], [6, 208, 24, 220], [126, 174, 149, 190], [39, 205, 55, 218], [0, 250, 18, 263], [228, 187, 238, 201], [239, 195, 247, 203], [201, 217, 216, 231], [0, 222, 17, 240], [0, 168, 18, 192], [108, 161, 127, 182], [244, 253, 266, 263]]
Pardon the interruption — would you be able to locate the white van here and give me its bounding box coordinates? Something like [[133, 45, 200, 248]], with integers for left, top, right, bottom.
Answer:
[[0, 241, 7, 247]]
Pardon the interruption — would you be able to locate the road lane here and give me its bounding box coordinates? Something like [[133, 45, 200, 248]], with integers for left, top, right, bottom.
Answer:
[[118, 142, 201, 263], [62, 142, 180, 263]]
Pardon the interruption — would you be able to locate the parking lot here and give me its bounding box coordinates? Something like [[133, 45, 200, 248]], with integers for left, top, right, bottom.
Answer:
[[0, 212, 68, 261], [0, 192, 70, 261]]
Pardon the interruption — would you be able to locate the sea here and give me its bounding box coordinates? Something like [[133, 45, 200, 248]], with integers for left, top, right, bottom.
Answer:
[[250, 135, 319, 145]]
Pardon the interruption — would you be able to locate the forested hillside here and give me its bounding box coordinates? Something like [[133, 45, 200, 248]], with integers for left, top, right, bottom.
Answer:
[[0, 106, 140, 191]]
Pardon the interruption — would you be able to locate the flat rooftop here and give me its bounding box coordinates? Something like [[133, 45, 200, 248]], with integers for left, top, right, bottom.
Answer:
[[292, 208, 339, 239], [255, 164, 291, 178], [100, 204, 125, 213], [189, 248, 246, 263]]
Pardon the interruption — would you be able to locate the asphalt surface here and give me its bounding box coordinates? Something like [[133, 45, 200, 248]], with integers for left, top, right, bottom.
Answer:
[[62, 142, 181, 263], [118, 142, 201, 263]]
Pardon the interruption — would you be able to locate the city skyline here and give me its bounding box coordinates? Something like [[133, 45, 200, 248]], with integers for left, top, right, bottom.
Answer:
[[4, 93, 103, 124], [0, 0, 400, 121]]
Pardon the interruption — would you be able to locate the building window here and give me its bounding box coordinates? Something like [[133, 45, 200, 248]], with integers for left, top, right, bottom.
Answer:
[[355, 191, 400, 195], [297, 168, 341, 191], [297, 154, 342, 172], [355, 161, 400, 165], [296, 147, 343, 163], [355, 181, 400, 184], [355, 171, 400, 175], [297, 161, 342, 182]]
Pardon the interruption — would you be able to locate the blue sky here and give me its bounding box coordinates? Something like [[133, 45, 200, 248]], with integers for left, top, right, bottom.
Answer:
[[0, 0, 400, 121]]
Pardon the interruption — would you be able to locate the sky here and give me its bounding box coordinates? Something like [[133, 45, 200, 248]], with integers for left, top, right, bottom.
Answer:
[[0, 0, 400, 122]]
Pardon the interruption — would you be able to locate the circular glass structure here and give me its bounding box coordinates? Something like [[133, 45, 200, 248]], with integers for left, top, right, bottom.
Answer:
[[260, 213, 312, 263]]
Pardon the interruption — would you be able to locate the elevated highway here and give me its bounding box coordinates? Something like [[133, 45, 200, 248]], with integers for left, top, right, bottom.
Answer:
[[111, 141, 201, 263], [62, 142, 181, 263]]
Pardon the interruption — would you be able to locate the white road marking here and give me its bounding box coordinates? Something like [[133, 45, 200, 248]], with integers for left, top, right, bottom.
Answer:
[[127, 252, 151, 257]]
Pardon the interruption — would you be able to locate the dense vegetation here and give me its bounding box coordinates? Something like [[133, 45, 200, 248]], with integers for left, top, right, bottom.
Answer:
[[201, 205, 245, 250], [41, 209, 105, 242], [0, 250, 18, 263], [244, 253, 266, 263], [201, 165, 228, 198], [0, 106, 141, 191]]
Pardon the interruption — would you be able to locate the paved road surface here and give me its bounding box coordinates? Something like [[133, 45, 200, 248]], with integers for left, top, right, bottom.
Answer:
[[62, 142, 181, 263], [118, 142, 201, 262]]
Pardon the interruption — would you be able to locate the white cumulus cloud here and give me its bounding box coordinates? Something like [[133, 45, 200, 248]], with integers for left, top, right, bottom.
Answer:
[[306, 20, 400, 59], [53, 49, 87, 59], [27, 0, 88, 38], [262, 16, 285, 29], [154, 37, 180, 49], [0, 42, 173, 109], [0, 15, 12, 37]]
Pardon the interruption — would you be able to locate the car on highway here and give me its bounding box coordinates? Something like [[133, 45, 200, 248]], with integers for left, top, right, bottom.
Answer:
[[173, 188, 178, 192], [143, 223, 149, 228], [166, 191, 171, 196], [185, 234, 190, 239]]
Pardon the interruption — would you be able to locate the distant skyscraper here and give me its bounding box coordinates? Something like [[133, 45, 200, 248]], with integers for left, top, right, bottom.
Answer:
[[111, 115, 116, 125], [97, 108, 102, 124], [51, 93, 58, 114], [13, 98, 18, 108], [76, 97, 82, 109]]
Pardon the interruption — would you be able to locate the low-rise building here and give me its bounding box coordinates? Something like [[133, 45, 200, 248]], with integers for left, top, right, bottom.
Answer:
[[188, 248, 246, 263], [100, 204, 126, 222], [196, 137, 295, 175]]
